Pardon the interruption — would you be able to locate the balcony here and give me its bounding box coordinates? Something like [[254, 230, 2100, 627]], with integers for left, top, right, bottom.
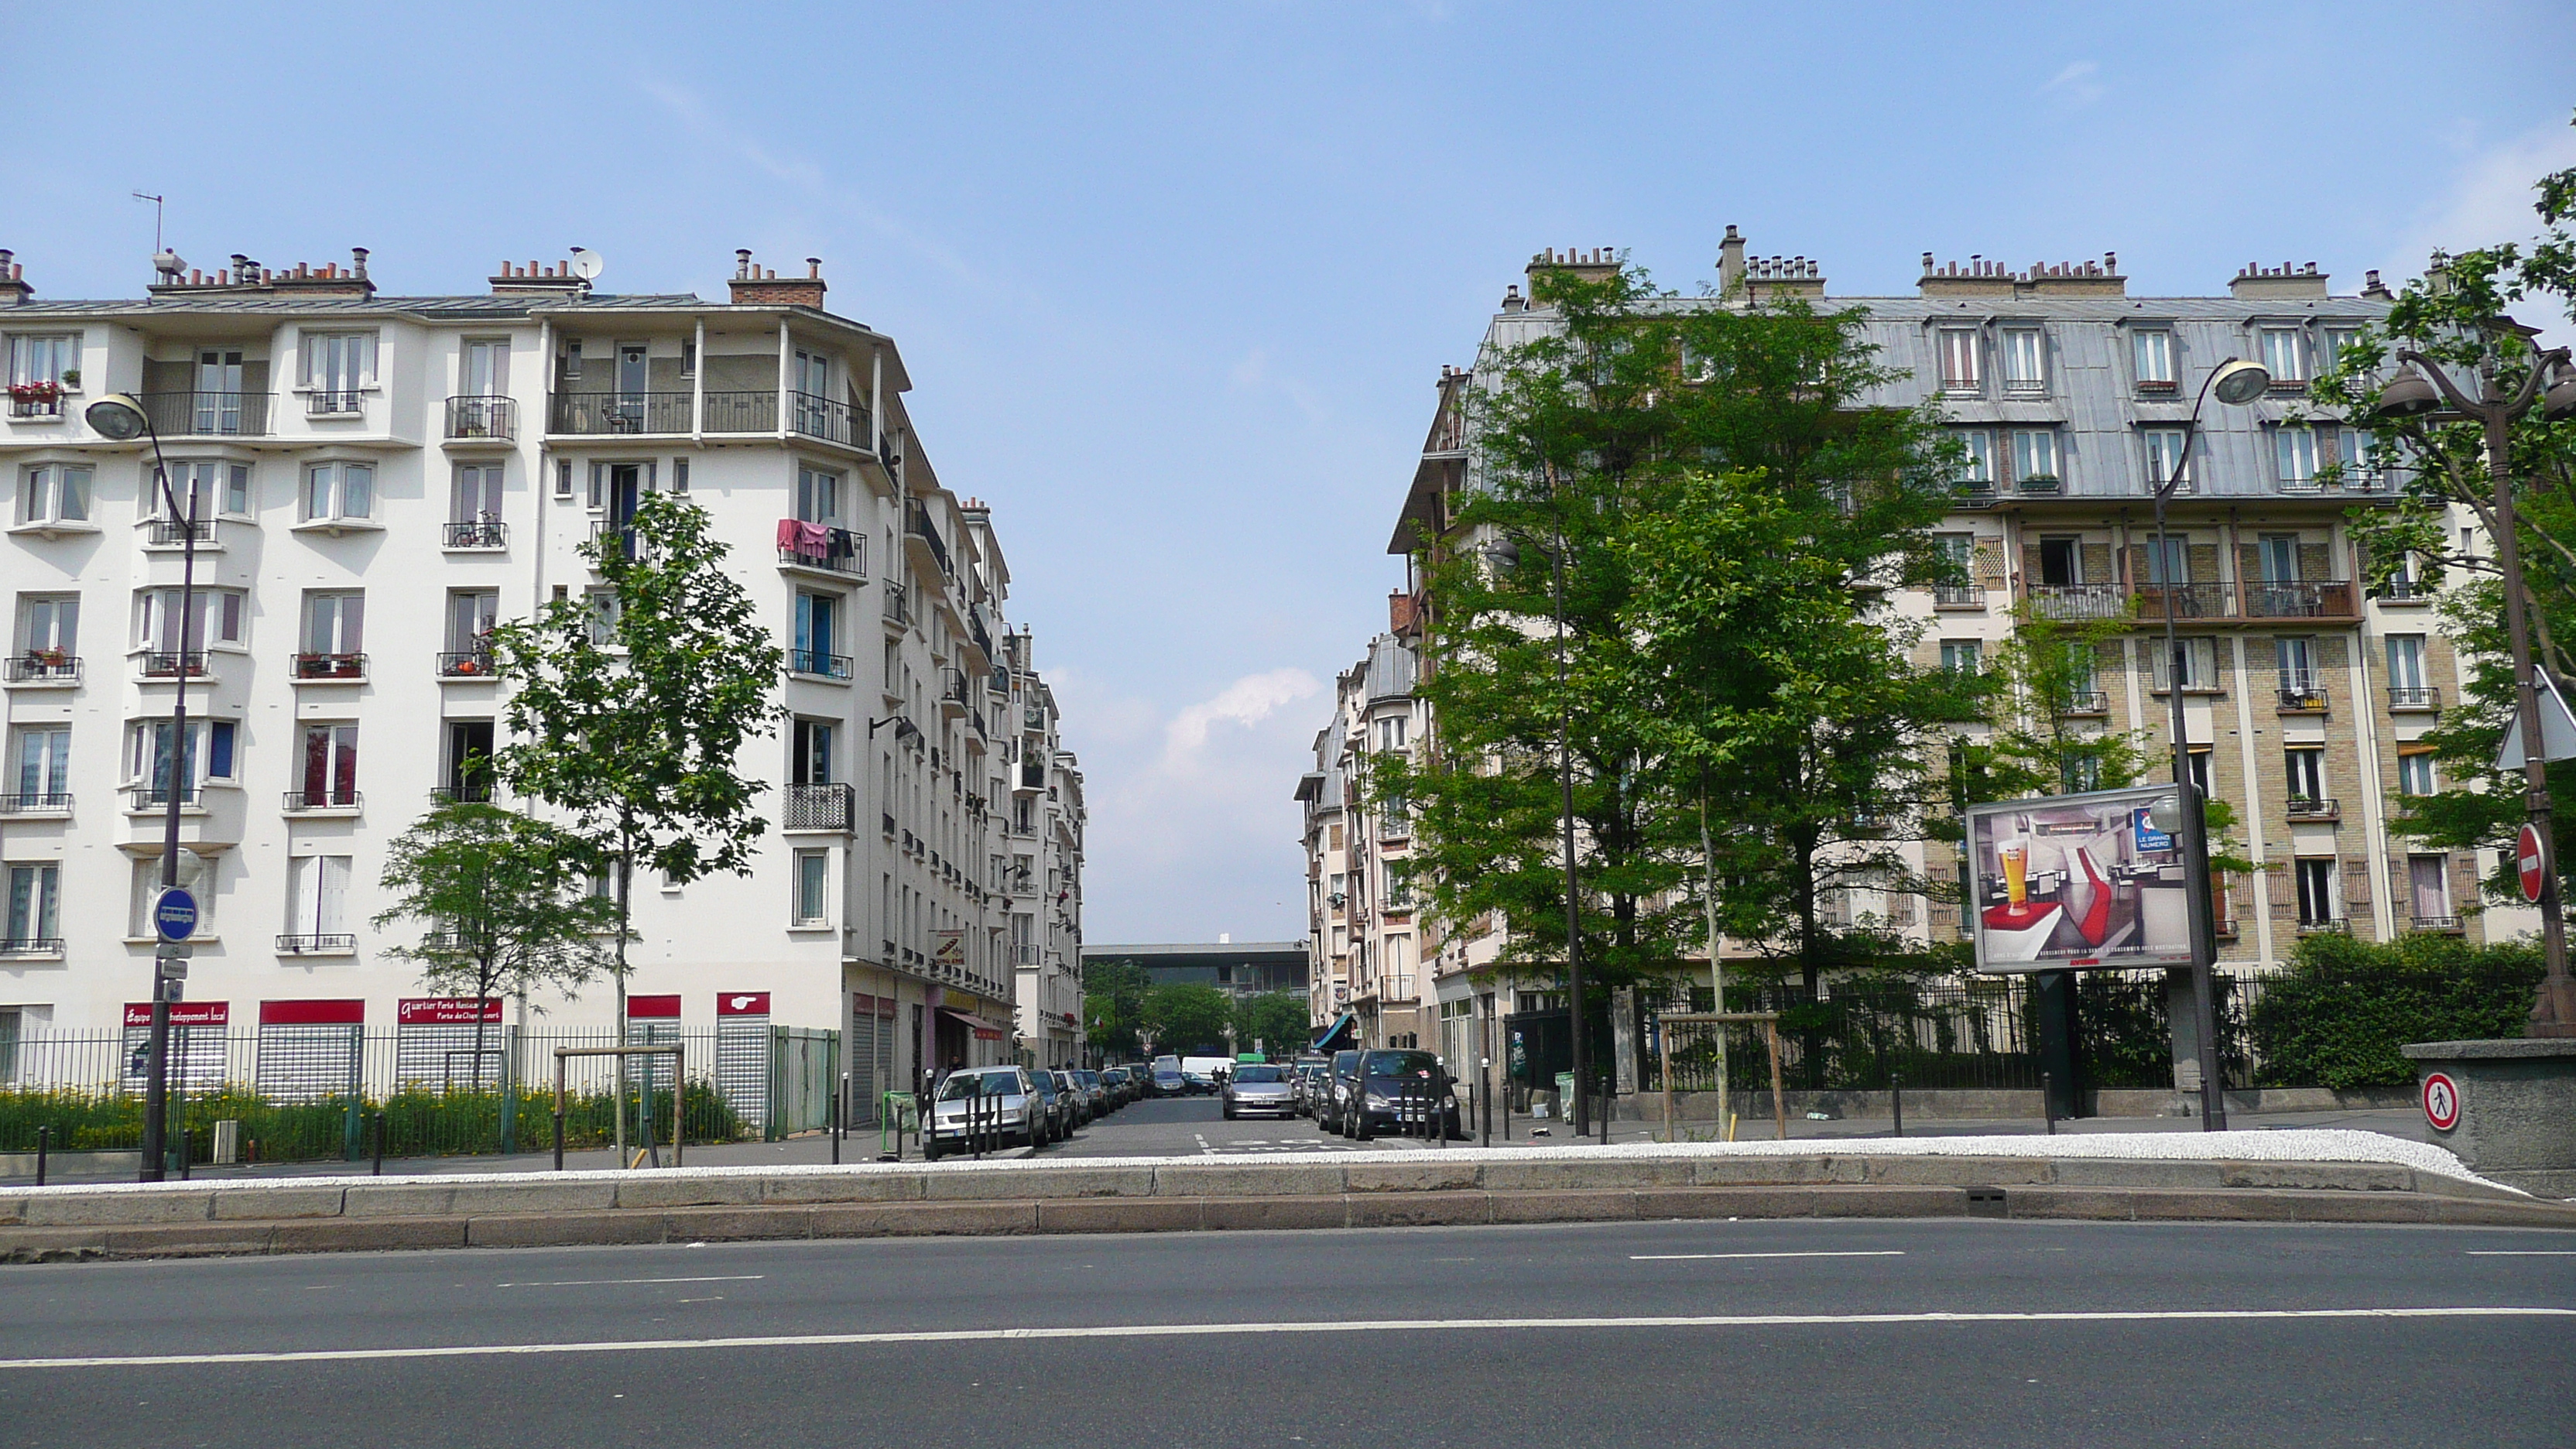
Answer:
[[1019, 761, 1046, 790], [2411, 915, 2465, 934], [788, 391, 868, 447], [2285, 796, 2340, 822], [2276, 678, 2328, 713], [2012, 474, 2063, 496], [882, 812, 897, 839], [968, 611, 995, 662], [776, 522, 864, 578], [0, 792, 70, 816], [2242, 580, 2358, 622], [438, 648, 496, 679], [0, 937, 64, 957], [588, 519, 651, 564], [430, 783, 492, 804], [294, 652, 368, 683], [444, 395, 516, 443], [1933, 584, 1985, 610], [788, 648, 853, 680], [125, 784, 202, 811], [146, 517, 216, 548], [276, 933, 356, 955], [2026, 584, 2127, 622], [138, 651, 210, 680], [2296, 916, 2351, 937], [283, 788, 362, 814], [2059, 689, 2109, 716], [305, 390, 365, 419], [783, 782, 855, 832], [940, 668, 971, 718], [2389, 685, 2442, 711], [882, 583, 911, 629], [135, 391, 269, 438], [550, 391, 694, 435], [444, 519, 509, 550], [3, 653, 80, 686], [906, 501, 952, 578], [2132, 582, 2233, 622]]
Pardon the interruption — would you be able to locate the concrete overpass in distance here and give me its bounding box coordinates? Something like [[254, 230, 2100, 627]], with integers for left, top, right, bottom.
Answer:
[[1081, 940, 1310, 1000]]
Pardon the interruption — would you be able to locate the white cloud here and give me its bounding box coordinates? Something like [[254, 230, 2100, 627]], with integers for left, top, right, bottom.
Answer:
[[2040, 61, 2103, 108], [1164, 668, 1324, 761], [2390, 115, 2576, 348]]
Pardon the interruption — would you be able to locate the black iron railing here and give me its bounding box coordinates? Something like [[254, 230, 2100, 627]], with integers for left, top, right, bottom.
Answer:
[[2389, 685, 2442, 710], [788, 391, 867, 446], [294, 652, 367, 680], [2132, 582, 2232, 621], [146, 517, 216, 546], [2059, 690, 2109, 714], [0, 793, 70, 813], [444, 395, 516, 440], [3, 654, 80, 683], [430, 783, 493, 803], [306, 390, 364, 416], [125, 784, 200, 810], [283, 789, 361, 812], [789, 649, 853, 680], [276, 933, 357, 954], [438, 649, 496, 678], [2242, 580, 2357, 619], [550, 391, 692, 435], [777, 522, 863, 577], [906, 502, 951, 577], [1933, 584, 1985, 608], [882, 584, 910, 627], [444, 519, 508, 549], [134, 391, 269, 437], [2285, 796, 2339, 820], [699, 389, 776, 433], [139, 651, 210, 678], [784, 783, 855, 831]]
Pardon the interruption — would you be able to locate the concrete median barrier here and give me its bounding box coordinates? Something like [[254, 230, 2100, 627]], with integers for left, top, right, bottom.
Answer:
[[5, 1134, 2571, 1262]]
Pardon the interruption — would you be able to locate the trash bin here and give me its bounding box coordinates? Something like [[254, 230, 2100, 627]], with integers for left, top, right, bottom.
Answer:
[[1555, 1072, 1575, 1118]]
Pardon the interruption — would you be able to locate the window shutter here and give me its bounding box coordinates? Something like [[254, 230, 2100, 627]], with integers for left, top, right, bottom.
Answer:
[[1974, 541, 2005, 588], [319, 857, 351, 933], [2266, 867, 2292, 909], [2341, 857, 2372, 909], [2021, 544, 2043, 587], [2453, 854, 2483, 915]]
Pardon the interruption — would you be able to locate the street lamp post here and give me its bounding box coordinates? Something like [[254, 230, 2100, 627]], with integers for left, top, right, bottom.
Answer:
[[84, 394, 194, 1181], [2372, 339, 2576, 1035], [2151, 357, 2270, 1132]]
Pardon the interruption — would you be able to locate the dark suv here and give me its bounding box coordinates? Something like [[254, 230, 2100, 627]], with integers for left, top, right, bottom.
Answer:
[[1344, 1049, 1459, 1139]]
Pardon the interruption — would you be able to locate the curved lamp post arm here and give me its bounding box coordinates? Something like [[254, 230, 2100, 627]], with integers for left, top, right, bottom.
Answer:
[[2394, 343, 2567, 417]]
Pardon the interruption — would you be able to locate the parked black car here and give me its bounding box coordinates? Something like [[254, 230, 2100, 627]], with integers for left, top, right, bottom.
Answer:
[[1314, 1050, 1362, 1134], [1343, 1049, 1460, 1139]]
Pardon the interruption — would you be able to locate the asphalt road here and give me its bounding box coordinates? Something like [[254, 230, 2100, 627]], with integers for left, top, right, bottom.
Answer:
[[3, 1211, 2571, 1447]]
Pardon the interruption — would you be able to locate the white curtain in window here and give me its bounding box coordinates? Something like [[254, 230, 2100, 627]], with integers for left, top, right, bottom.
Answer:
[[287, 856, 351, 935]]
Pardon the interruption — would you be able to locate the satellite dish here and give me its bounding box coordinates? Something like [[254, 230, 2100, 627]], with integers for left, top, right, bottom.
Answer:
[[568, 248, 604, 282]]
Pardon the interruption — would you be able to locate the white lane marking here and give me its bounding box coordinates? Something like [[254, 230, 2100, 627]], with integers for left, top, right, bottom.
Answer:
[[2467, 1251, 2576, 1256], [494, 1276, 765, 1289], [1193, 1134, 1212, 1156], [3, 1307, 2564, 1370], [1638, 1242, 1906, 1252]]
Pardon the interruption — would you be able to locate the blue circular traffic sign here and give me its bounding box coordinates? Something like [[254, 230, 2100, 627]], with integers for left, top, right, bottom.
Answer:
[[153, 888, 199, 942]]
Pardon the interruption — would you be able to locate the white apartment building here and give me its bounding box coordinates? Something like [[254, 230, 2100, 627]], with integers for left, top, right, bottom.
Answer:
[[0, 244, 1082, 1098], [1294, 628, 1430, 1052], [1002, 640, 1088, 1068]]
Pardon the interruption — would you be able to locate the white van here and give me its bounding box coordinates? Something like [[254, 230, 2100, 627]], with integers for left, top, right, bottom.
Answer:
[[1181, 1055, 1234, 1093]]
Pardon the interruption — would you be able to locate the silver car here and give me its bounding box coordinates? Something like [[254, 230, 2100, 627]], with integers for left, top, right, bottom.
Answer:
[[1221, 1063, 1297, 1119], [926, 1067, 1037, 1158]]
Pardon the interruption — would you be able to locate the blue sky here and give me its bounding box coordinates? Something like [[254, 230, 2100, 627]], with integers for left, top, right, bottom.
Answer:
[[15, 2, 2573, 945]]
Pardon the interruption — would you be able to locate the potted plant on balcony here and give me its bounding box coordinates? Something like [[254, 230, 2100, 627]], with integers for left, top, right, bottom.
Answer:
[[8, 379, 61, 407], [26, 646, 68, 670], [2014, 473, 2063, 495], [57, 368, 78, 390]]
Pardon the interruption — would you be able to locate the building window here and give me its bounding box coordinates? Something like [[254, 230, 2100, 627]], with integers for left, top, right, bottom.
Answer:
[[1376, 715, 1407, 751], [1937, 330, 1980, 392], [286, 855, 353, 940], [2000, 329, 2046, 394], [2010, 429, 2059, 483], [6, 334, 78, 389], [2409, 855, 2451, 921], [17, 464, 91, 525], [2387, 635, 2428, 691], [2285, 747, 2325, 803], [2132, 329, 2175, 387], [126, 719, 237, 793], [2278, 635, 2317, 694], [301, 591, 365, 663], [300, 723, 359, 807], [444, 590, 498, 666], [793, 718, 835, 785], [793, 591, 842, 677], [300, 331, 376, 410], [2153, 636, 2218, 692], [302, 461, 375, 522], [584, 588, 622, 646], [2295, 858, 2335, 925], [2397, 751, 2437, 796], [2334, 428, 2376, 486], [451, 464, 504, 526], [2142, 428, 2189, 490], [2259, 327, 2306, 384], [796, 464, 841, 525], [15, 593, 76, 660], [461, 338, 510, 396], [1956, 430, 1993, 487], [12, 724, 69, 803], [160, 461, 250, 520], [5, 862, 59, 947], [2275, 427, 2320, 488], [2321, 327, 2362, 372], [793, 849, 830, 926], [1941, 639, 1982, 674], [136, 587, 245, 652]]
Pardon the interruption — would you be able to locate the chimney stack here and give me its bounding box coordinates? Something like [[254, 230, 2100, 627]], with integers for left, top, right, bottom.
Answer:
[[1718, 224, 1746, 294], [0, 250, 28, 306], [729, 248, 829, 307]]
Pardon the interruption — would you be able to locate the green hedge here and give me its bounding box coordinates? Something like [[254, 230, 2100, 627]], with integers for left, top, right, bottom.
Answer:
[[1, 1080, 747, 1161], [2247, 933, 2543, 1089]]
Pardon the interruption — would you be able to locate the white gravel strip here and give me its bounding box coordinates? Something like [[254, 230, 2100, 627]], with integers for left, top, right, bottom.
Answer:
[[5, 1129, 2519, 1198]]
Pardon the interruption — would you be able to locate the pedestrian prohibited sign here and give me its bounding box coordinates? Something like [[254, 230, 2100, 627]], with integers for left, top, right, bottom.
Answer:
[[2519, 824, 2548, 903], [2421, 1071, 2461, 1132], [153, 888, 199, 943]]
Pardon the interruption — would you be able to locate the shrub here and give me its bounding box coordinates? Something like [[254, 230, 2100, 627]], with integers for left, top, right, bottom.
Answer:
[[2248, 933, 2543, 1089]]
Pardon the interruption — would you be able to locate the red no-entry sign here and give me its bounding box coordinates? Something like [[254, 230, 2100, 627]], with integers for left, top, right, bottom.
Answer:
[[2519, 824, 2547, 903], [2422, 1071, 2461, 1132]]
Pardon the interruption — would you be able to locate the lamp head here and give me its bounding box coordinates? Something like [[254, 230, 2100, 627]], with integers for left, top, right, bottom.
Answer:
[[84, 393, 150, 441], [2210, 358, 2271, 406], [2543, 357, 2576, 424], [2372, 365, 2442, 420]]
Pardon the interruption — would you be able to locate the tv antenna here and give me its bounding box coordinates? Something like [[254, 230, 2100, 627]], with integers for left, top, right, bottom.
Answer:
[[132, 192, 166, 252]]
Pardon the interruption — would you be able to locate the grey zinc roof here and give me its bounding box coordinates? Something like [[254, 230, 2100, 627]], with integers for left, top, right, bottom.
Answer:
[[5, 293, 709, 319]]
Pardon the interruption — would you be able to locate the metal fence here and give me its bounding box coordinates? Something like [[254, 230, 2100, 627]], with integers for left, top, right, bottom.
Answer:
[[0, 1025, 839, 1164], [1643, 971, 2261, 1094]]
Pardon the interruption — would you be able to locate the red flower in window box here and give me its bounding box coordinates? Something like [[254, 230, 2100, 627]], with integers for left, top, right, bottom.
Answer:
[[8, 381, 62, 404]]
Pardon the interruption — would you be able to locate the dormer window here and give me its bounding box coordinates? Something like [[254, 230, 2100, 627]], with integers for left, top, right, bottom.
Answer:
[[2132, 329, 2176, 391], [2259, 327, 2307, 385], [1937, 329, 1980, 394], [2000, 329, 2047, 395]]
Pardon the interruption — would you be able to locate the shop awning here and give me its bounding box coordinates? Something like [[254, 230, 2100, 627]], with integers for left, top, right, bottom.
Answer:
[[1311, 1012, 1357, 1051], [938, 1006, 1010, 1042]]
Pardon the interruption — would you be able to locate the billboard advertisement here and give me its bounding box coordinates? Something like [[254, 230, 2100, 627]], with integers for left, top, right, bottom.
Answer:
[[1966, 784, 2194, 974]]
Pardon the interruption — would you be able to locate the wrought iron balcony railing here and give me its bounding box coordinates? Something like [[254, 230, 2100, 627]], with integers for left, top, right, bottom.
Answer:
[[2242, 580, 2357, 620], [444, 395, 516, 441], [138, 651, 209, 678], [283, 788, 362, 812], [789, 649, 853, 680], [294, 652, 368, 681], [276, 933, 357, 954], [777, 522, 863, 577], [444, 519, 508, 549], [0, 792, 70, 814], [783, 782, 855, 831], [438, 649, 496, 678], [2389, 685, 2442, 711], [134, 391, 269, 437], [3, 654, 80, 683]]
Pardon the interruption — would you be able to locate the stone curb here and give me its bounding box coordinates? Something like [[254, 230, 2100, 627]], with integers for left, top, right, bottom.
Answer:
[[5, 1183, 2571, 1262]]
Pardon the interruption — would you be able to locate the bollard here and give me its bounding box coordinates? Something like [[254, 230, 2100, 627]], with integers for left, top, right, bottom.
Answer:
[[1480, 1064, 1492, 1148], [372, 1112, 387, 1176], [2042, 1070, 2057, 1136], [829, 1086, 840, 1166], [34, 1125, 49, 1187], [552, 1108, 566, 1172], [1892, 1070, 1904, 1139]]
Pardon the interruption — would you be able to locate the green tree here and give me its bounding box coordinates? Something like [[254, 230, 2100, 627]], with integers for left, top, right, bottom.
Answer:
[[1383, 259, 1966, 1008], [2311, 118, 2576, 903], [485, 494, 783, 1144], [1140, 983, 1233, 1055], [1981, 606, 2148, 799], [1233, 992, 1310, 1057], [1082, 957, 1150, 1060], [371, 800, 621, 1087]]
